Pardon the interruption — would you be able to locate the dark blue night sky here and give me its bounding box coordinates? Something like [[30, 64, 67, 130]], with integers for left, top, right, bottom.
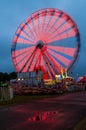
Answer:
[[0, 0, 86, 77]]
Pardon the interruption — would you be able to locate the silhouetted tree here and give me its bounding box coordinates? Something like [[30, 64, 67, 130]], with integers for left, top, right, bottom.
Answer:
[[0, 72, 17, 82]]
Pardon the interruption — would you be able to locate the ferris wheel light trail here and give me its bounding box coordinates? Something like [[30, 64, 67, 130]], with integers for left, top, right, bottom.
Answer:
[[11, 8, 80, 79]]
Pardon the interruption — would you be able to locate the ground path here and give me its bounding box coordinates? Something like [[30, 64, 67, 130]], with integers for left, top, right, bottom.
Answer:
[[0, 91, 86, 130]]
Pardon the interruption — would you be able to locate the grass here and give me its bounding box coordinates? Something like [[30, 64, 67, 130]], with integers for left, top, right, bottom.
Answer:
[[74, 118, 86, 130], [0, 90, 84, 107], [0, 93, 62, 106]]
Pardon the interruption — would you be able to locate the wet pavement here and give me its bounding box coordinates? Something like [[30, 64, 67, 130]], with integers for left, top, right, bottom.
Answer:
[[0, 91, 86, 130]]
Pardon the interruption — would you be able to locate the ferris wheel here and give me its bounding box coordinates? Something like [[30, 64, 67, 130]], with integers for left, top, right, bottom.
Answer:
[[11, 8, 80, 79]]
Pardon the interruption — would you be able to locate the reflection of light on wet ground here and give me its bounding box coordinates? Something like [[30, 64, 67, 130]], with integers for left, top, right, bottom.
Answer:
[[10, 111, 59, 130], [28, 111, 58, 121], [10, 105, 30, 113]]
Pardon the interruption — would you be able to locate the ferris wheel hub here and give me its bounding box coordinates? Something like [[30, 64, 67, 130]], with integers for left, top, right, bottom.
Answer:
[[36, 40, 44, 49]]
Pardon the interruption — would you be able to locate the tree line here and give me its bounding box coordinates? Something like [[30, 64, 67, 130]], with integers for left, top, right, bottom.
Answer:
[[0, 72, 17, 83]]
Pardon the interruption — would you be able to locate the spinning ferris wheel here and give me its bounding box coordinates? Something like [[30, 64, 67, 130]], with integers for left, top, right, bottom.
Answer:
[[11, 8, 80, 80]]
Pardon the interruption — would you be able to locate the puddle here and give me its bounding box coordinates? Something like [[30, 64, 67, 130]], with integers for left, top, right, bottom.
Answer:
[[28, 111, 58, 121]]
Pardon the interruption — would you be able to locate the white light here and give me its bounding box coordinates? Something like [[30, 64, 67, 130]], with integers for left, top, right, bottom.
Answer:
[[55, 75, 58, 78], [18, 78, 20, 81], [55, 74, 61, 78]]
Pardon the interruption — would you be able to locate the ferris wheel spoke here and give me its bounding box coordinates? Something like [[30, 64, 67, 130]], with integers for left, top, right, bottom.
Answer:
[[18, 48, 37, 72], [42, 54, 52, 79], [38, 19, 45, 40], [51, 22, 71, 36], [48, 48, 73, 61], [41, 12, 47, 34], [14, 34, 35, 44], [15, 52, 30, 68], [16, 22, 36, 42], [25, 21, 37, 41], [38, 10, 47, 35], [45, 16, 58, 34], [36, 52, 42, 68], [29, 13, 44, 41], [44, 51, 61, 73], [51, 19, 68, 35], [26, 49, 38, 72], [47, 45, 76, 57], [46, 32, 67, 43], [47, 27, 77, 43], [45, 18, 74, 42], [14, 48, 35, 64], [30, 15, 41, 41], [47, 50, 68, 69], [44, 12, 63, 35], [40, 55, 49, 79], [46, 27, 71, 42], [15, 42, 35, 50], [54, 19, 75, 34], [12, 50, 30, 63], [48, 36, 76, 45], [43, 52, 56, 76], [41, 14, 58, 39], [25, 24, 36, 41], [38, 11, 51, 41], [14, 48, 35, 66], [31, 18, 40, 40], [45, 14, 66, 39], [42, 15, 53, 33], [51, 13, 71, 33], [40, 55, 46, 70], [48, 49, 71, 67], [32, 50, 41, 70], [48, 65, 56, 76], [47, 21, 74, 40], [23, 24, 36, 41], [39, 9, 55, 33], [14, 53, 30, 72], [46, 65, 53, 79], [48, 16, 77, 41], [27, 22, 38, 41], [21, 61, 33, 72], [18, 25, 35, 42], [13, 46, 35, 58], [36, 14, 47, 40], [50, 53, 66, 69]]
